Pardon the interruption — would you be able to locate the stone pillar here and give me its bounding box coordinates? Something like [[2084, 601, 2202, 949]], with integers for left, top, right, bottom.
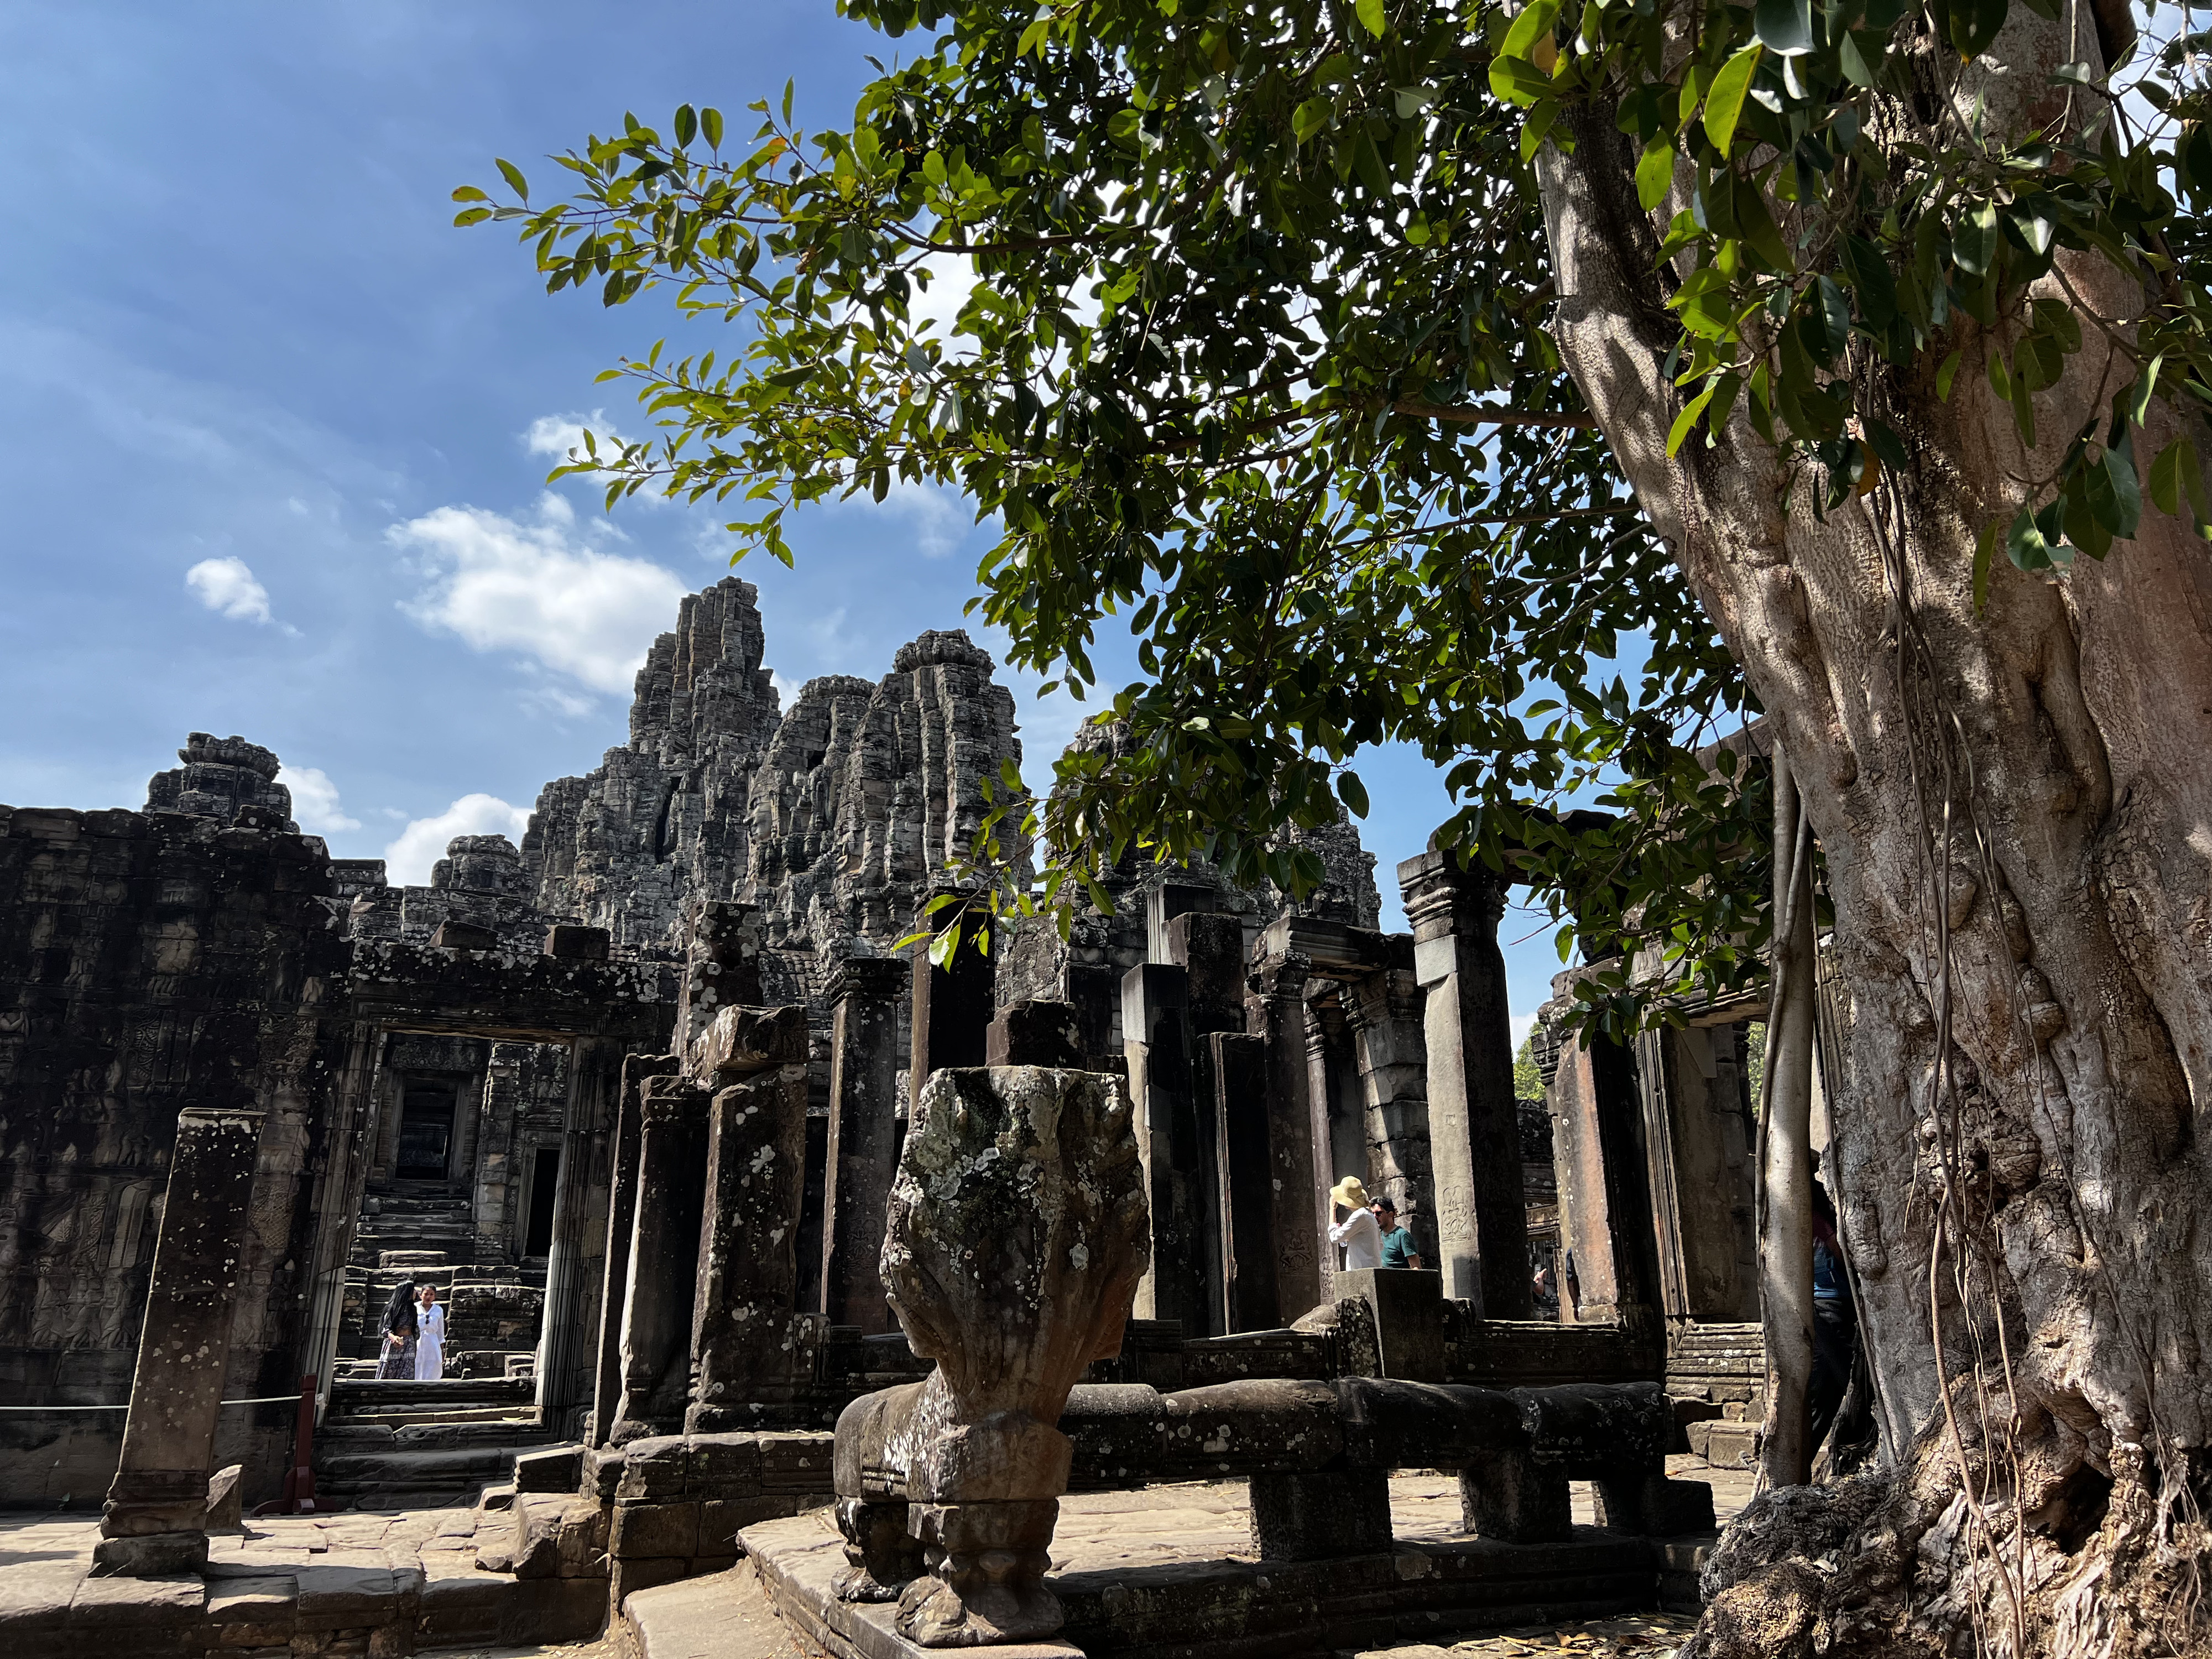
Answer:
[[1206, 1031, 1279, 1331], [821, 958, 910, 1334], [1400, 852, 1532, 1318], [1123, 963, 1206, 1332], [590, 1053, 680, 1448], [689, 1014, 813, 1431], [1343, 964, 1434, 1256], [539, 1037, 627, 1424], [1539, 1006, 1664, 1342], [97, 1107, 264, 1577], [1245, 950, 1325, 1323], [611, 1077, 709, 1442], [1632, 1022, 1760, 1322], [1303, 991, 1366, 1267], [909, 894, 994, 1093], [677, 899, 764, 1054]]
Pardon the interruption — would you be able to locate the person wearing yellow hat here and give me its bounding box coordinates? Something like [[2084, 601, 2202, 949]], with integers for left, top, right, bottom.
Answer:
[[1328, 1175, 1382, 1270]]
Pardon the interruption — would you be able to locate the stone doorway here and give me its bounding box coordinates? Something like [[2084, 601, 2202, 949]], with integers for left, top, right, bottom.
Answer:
[[395, 1083, 458, 1180]]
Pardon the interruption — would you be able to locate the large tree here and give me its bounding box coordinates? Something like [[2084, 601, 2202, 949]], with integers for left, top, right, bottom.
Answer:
[[467, 0, 2212, 1646]]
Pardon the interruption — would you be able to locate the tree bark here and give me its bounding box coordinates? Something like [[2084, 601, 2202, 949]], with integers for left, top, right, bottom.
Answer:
[[1757, 747, 1817, 1491], [1538, 11, 2212, 1650]]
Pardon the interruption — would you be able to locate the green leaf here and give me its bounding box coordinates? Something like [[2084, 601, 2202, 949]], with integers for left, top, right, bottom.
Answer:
[[1937, 348, 1963, 401], [1636, 137, 1676, 211], [1293, 96, 1335, 143], [2006, 499, 2060, 571], [1355, 0, 1387, 37], [702, 107, 724, 149], [452, 206, 493, 227], [496, 158, 530, 201], [1501, 0, 1563, 62], [1668, 382, 1720, 455], [2101, 430, 2142, 538], [451, 185, 489, 202], [2149, 436, 2196, 515], [2127, 354, 2162, 428], [675, 104, 697, 147], [1754, 0, 1815, 56], [1954, 200, 2000, 276], [1704, 44, 1764, 158], [1337, 771, 1371, 816]]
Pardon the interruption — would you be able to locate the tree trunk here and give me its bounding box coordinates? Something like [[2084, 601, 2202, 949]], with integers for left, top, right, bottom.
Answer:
[[1758, 747, 1818, 1491], [1538, 14, 2212, 1652]]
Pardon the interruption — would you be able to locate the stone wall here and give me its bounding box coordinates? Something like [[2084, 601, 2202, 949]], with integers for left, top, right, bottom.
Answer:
[[0, 801, 349, 1503]]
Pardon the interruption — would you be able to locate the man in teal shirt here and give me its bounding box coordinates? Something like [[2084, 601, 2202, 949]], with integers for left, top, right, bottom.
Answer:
[[1375, 1199, 1423, 1270]]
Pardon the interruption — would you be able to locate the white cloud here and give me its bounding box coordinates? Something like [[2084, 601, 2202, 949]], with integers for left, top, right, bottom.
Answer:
[[383, 794, 533, 887], [186, 555, 273, 624], [524, 408, 633, 462], [278, 765, 361, 832], [1510, 1011, 1538, 1054], [388, 495, 686, 693], [838, 477, 973, 559]]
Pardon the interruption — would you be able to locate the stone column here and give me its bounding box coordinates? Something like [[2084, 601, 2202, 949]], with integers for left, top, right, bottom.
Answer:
[[1538, 1005, 1664, 1345], [611, 1076, 709, 1442], [1206, 1031, 1279, 1331], [677, 898, 764, 1055], [1400, 851, 1532, 1318], [909, 894, 994, 1093], [689, 1011, 812, 1431], [1122, 963, 1204, 1331], [1248, 950, 1326, 1323], [96, 1106, 264, 1577], [1303, 990, 1366, 1248], [821, 958, 910, 1334], [539, 1037, 626, 1423], [1344, 964, 1434, 1258], [590, 1053, 680, 1448]]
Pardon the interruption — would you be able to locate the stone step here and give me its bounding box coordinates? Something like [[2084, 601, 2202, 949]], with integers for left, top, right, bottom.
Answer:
[[329, 1377, 534, 1416], [319, 1420, 554, 1453], [1684, 1419, 1758, 1467], [315, 1445, 524, 1483]]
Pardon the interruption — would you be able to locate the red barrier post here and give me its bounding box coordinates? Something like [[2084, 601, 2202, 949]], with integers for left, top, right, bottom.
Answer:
[[281, 1374, 318, 1512]]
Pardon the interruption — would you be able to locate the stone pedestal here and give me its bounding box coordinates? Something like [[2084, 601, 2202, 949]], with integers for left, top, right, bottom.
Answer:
[[909, 896, 994, 1092], [96, 1106, 265, 1577], [677, 900, 764, 1053], [689, 1047, 814, 1432], [1330, 1267, 1445, 1381], [592, 1054, 681, 1448], [1400, 852, 1531, 1318], [612, 1078, 709, 1442], [821, 958, 910, 1334]]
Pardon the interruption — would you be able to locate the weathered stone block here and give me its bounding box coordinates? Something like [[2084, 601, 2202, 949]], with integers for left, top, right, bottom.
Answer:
[[983, 1000, 1083, 1068], [686, 1433, 761, 1494], [756, 1432, 834, 1493], [611, 1554, 692, 1609], [612, 1498, 700, 1561], [543, 924, 609, 961], [1248, 1468, 1394, 1561], [691, 1004, 807, 1081], [429, 920, 498, 952], [512, 1444, 584, 1494], [615, 1435, 691, 1499], [1331, 1269, 1446, 1382]]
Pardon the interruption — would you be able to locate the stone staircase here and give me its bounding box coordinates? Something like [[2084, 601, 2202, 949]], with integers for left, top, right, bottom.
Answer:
[[1666, 1321, 1763, 1470], [314, 1375, 557, 1510]]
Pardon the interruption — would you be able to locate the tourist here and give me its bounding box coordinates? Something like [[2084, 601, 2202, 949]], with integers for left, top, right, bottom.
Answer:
[[415, 1282, 448, 1381], [375, 1280, 417, 1379], [1374, 1198, 1423, 1270], [1327, 1176, 1382, 1269]]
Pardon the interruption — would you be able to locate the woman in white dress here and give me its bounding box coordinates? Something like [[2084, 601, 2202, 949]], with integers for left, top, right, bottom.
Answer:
[[414, 1283, 447, 1381]]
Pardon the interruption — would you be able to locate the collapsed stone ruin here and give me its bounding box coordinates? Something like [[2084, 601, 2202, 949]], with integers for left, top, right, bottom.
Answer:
[[0, 577, 1781, 1656]]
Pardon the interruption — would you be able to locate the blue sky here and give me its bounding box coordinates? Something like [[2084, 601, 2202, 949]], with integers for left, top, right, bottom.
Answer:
[[0, 2, 1575, 1033]]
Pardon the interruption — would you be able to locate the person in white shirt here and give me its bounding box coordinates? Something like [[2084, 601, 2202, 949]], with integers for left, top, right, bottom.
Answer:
[[414, 1284, 448, 1381], [1328, 1176, 1383, 1270]]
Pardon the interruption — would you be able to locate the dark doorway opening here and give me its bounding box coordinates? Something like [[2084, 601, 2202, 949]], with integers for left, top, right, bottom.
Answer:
[[396, 1086, 457, 1181], [524, 1147, 561, 1257]]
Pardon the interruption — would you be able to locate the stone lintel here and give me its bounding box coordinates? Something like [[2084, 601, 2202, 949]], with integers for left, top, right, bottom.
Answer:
[[690, 1003, 808, 1082]]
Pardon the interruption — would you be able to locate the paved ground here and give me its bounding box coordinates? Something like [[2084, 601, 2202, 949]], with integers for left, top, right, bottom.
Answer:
[[1, 1458, 1750, 1659]]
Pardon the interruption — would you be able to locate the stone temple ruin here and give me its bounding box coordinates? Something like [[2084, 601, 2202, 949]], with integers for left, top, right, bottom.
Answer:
[[0, 576, 1782, 1656]]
